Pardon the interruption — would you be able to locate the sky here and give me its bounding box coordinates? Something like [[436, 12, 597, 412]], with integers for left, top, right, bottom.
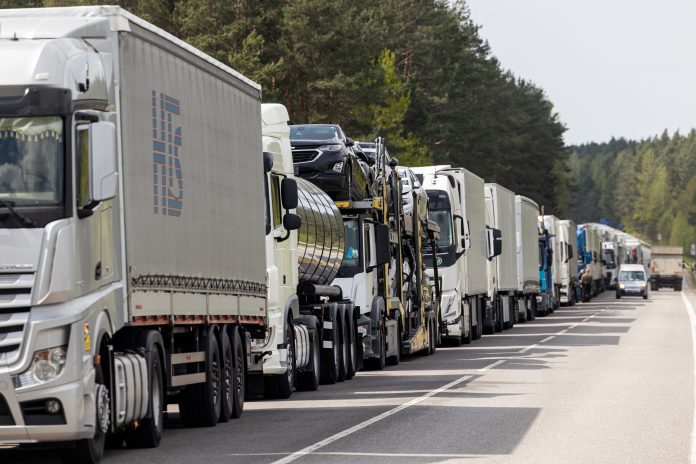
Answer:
[[466, 0, 696, 145]]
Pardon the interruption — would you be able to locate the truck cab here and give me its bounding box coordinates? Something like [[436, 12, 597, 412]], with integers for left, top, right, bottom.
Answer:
[[411, 165, 473, 345]]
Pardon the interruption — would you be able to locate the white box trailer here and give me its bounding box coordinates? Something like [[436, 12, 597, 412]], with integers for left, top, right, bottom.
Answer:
[[515, 195, 540, 321], [515, 196, 540, 294], [558, 219, 578, 305], [411, 165, 487, 344], [0, 6, 265, 460], [542, 215, 561, 311], [485, 183, 517, 330]]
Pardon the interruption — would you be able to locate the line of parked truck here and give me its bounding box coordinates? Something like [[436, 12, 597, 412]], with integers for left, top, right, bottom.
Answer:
[[0, 6, 666, 464]]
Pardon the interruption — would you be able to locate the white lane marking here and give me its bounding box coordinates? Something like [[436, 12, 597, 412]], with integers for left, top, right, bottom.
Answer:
[[518, 344, 537, 353], [680, 291, 696, 464], [478, 359, 505, 371], [540, 336, 556, 343], [269, 374, 474, 464], [235, 452, 489, 458], [557, 329, 568, 335], [569, 323, 579, 329]]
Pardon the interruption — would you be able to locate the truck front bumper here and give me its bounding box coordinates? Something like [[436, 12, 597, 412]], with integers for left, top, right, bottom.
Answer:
[[0, 373, 94, 444]]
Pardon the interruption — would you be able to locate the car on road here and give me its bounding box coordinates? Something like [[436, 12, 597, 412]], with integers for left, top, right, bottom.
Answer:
[[616, 264, 649, 299], [290, 124, 372, 201]]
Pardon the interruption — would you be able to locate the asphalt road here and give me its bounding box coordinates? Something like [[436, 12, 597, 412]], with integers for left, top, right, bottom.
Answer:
[[5, 289, 695, 464]]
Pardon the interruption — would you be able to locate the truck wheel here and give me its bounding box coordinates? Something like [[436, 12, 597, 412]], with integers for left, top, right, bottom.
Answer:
[[297, 324, 321, 391], [366, 326, 387, 370], [337, 308, 349, 382], [230, 327, 245, 418], [344, 310, 357, 379], [615, 292, 621, 299], [61, 365, 107, 464], [494, 297, 503, 332], [125, 340, 164, 447], [180, 329, 222, 427], [218, 328, 234, 421], [321, 309, 341, 384], [428, 316, 437, 355], [265, 319, 295, 399], [386, 315, 401, 366], [473, 299, 483, 340], [462, 304, 472, 345]]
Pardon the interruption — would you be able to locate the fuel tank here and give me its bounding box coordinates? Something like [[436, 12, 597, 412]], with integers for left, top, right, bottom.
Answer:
[[295, 177, 345, 285]]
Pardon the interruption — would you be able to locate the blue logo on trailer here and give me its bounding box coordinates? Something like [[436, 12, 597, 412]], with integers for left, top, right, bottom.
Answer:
[[152, 91, 183, 217]]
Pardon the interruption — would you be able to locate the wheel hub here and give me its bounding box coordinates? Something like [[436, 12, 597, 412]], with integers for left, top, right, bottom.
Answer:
[[96, 384, 110, 434]]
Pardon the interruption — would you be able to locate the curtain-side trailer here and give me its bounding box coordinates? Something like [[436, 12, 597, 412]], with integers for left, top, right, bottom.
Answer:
[[515, 196, 540, 322], [0, 6, 266, 462]]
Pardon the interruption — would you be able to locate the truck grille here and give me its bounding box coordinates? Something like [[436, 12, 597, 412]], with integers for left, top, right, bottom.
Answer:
[[0, 273, 34, 364], [292, 149, 321, 164]]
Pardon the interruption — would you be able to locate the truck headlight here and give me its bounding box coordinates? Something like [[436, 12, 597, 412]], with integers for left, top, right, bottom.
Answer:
[[14, 346, 67, 388], [332, 161, 344, 173], [619, 284, 625, 290], [640, 283, 646, 288], [320, 144, 343, 152]]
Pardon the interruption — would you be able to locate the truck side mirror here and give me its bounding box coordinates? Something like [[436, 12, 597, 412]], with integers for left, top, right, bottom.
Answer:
[[486, 227, 502, 261], [283, 213, 301, 231], [281, 177, 298, 209], [454, 214, 467, 252], [345, 137, 355, 147], [263, 152, 274, 173], [374, 223, 391, 266], [89, 121, 118, 204]]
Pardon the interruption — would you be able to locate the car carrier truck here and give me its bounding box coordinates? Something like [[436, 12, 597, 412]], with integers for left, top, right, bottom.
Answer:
[[0, 6, 272, 462], [515, 196, 540, 322], [412, 165, 488, 345], [296, 137, 441, 367]]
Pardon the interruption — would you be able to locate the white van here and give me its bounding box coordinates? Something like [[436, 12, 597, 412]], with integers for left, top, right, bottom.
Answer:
[[616, 264, 648, 299]]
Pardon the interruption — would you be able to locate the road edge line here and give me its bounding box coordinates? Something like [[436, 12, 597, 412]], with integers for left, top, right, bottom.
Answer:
[[680, 290, 696, 464]]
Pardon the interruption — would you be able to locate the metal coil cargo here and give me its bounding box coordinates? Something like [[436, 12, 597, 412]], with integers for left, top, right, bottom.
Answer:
[[295, 177, 345, 285]]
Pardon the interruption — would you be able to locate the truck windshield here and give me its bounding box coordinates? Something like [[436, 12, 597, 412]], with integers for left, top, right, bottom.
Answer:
[[603, 249, 616, 269], [0, 116, 63, 205], [337, 218, 362, 278], [290, 125, 341, 141], [426, 191, 454, 248], [619, 271, 645, 281]]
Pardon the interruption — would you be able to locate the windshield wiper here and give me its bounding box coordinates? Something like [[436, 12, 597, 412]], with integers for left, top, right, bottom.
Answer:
[[0, 199, 37, 227]]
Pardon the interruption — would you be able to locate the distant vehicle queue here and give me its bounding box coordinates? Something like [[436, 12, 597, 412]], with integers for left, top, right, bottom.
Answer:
[[0, 7, 668, 463]]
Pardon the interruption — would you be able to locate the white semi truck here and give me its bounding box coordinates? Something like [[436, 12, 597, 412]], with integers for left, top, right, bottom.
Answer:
[[258, 103, 366, 397], [485, 184, 517, 331], [412, 165, 488, 345], [0, 6, 273, 462], [558, 219, 578, 305], [514, 196, 540, 321]]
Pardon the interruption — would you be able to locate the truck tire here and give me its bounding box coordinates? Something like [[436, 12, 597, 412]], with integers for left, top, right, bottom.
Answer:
[[218, 328, 234, 421], [386, 314, 401, 366], [230, 327, 245, 418], [428, 316, 437, 355], [61, 364, 107, 464], [643, 291, 648, 299], [344, 309, 357, 379], [297, 323, 321, 391], [528, 297, 536, 321], [473, 299, 483, 340], [462, 303, 472, 345], [494, 296, 503, 332], [265, 319, 295, 399], [321, 307, 341, 384], [125, 332, 164, 447], [337, 306, 348, 382], [180, 329, 222, 427], [365, 326, 387, 370], [676, 283, 683, 292]]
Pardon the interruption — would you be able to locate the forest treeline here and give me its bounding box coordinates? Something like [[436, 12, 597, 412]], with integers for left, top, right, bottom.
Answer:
[[0, 0, 569, 213], [568, 131, 696, 249]]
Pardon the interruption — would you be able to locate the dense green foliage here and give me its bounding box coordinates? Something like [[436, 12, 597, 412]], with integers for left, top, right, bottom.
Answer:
[[0, 0, 569, 213], [568, 131, 696, 249]]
